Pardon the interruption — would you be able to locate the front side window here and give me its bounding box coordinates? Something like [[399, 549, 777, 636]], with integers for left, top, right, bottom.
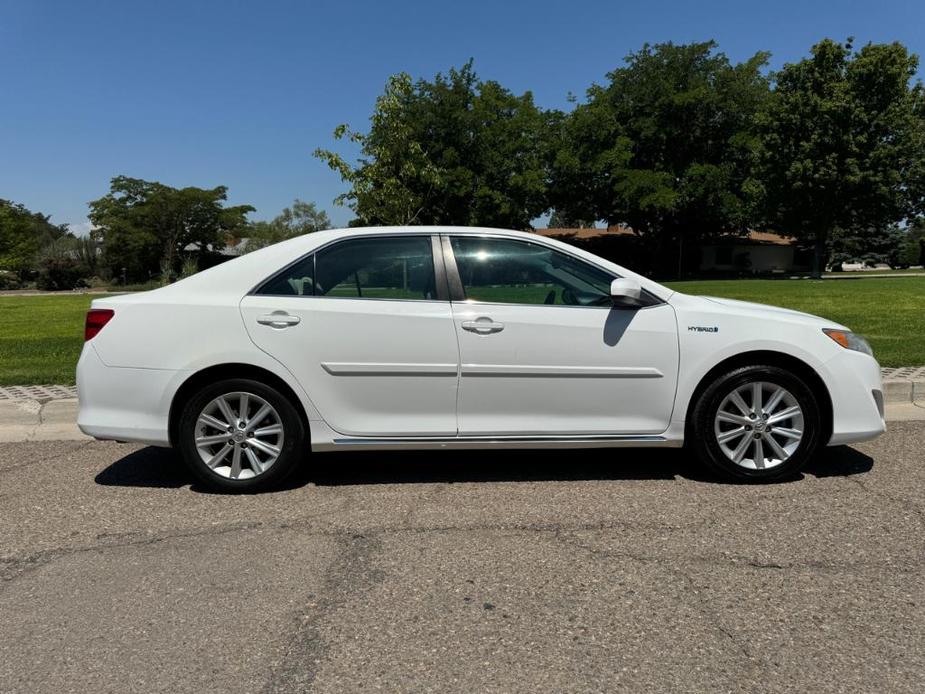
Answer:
[[450, 236, 615, 306]]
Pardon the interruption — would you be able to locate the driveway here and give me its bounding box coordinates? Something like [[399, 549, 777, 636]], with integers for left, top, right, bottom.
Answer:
[[1, 426, 923, 693]]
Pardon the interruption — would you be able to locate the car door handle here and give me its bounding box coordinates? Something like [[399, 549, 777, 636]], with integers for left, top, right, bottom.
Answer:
[[461, 318, 504, 334], [257, 312, 301, 328]]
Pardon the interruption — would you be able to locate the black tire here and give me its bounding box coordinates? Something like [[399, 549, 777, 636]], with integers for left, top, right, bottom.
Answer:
[[177, 378, 305, 493], [689, 365, 823, 482]]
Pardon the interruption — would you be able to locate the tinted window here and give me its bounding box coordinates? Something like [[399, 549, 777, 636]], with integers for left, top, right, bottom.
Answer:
[[315, 236, 437, 300], [450, 237, 614, 306], [258, 255, 315, 296]]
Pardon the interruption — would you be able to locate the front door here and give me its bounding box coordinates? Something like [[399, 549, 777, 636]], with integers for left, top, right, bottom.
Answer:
[[240, 234, 459, 437], [445, 235, 679, 436]]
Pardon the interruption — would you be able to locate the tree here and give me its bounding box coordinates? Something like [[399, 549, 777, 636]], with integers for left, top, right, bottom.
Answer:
[[35, 237, 86, 290], [829, 224, 906, 269], [88, 177, 254, 282], [550, 41, 770, 276], [314, 61, 550, 229], [899, 217, 925, 266], [0, 199, 69, 281], [244, 199, 331, 253], [754, 39, 925, 276]]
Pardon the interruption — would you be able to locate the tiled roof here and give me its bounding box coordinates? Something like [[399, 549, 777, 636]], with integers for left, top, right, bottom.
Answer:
[[533, 227, 793, 246]]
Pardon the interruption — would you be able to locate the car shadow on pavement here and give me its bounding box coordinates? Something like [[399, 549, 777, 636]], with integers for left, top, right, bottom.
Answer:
[[94, 446, 191, 489], [94, 443, 873, 492]]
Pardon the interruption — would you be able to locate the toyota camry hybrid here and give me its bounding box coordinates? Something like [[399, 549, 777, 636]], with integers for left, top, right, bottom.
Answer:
[[76, 226, 886, 491]]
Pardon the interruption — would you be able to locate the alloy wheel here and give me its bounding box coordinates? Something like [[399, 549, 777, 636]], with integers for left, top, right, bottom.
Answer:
[[194, 391, 284, 479], [713, 381, 804, 471]]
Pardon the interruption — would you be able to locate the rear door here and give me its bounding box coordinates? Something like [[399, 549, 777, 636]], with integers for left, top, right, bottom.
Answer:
[[240, 234, 460, 437], [444, 234, 679, 436]]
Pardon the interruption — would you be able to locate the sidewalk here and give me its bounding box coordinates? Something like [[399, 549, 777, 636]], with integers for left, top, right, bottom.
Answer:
[[1, 372, 922, 443]]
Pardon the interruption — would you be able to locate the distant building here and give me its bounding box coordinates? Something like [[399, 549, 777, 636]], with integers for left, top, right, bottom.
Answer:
[[533, 226, 809, 274], [700, 232, 810, 274], [182, 237, 252, 257]]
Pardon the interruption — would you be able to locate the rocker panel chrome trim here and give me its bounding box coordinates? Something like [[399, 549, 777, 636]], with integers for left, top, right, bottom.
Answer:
[[314, 434, 677, 452]]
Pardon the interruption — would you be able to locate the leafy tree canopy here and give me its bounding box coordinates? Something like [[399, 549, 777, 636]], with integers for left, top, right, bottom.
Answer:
[[0, 199, 69, 279], [754, 38, 925, 275], [314, 61, 551, 229], [88, 176, 254, 282], [830, 224, 907, 268], [549, 40, 770, 273], [245, 199, 331, 252]]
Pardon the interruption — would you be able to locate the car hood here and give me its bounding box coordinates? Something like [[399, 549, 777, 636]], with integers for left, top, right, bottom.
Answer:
[[697, 296, 848, 329]]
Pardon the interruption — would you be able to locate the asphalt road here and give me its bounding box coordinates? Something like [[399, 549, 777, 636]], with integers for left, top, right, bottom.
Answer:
[[1, 426, 923, 693]]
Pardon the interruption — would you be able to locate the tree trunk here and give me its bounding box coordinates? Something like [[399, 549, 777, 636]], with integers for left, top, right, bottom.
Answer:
[[164, 241, 175, 280], [677, 233, 684, 280], [811, 231, 829, 279]]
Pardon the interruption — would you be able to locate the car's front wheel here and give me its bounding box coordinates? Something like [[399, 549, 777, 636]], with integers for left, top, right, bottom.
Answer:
[[690, 365, 823, 481], [177, 378, 305, 492]]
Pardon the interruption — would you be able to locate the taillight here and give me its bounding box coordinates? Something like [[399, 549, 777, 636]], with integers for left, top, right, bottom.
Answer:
[[84, 309, 114, 341]]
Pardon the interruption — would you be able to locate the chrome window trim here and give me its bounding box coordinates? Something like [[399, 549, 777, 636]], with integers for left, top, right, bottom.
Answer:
[[449, 298, 669, 312]]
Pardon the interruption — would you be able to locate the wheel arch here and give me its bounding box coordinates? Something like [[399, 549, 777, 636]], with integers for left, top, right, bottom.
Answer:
[[168, 363, 310, 447], [683, 350, 833, 444]]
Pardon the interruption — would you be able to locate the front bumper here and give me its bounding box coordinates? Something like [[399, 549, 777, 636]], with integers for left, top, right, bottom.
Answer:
[[76, 343, 188, 447], [822, 349, 886, 446]]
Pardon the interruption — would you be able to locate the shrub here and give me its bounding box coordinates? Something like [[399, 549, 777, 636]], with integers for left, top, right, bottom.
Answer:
[[180, 256, 199, 279], [36, 256, 87, 291]]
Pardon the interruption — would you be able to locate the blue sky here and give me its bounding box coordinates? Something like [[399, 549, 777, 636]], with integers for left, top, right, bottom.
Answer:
[[2, 0, 924, 233]]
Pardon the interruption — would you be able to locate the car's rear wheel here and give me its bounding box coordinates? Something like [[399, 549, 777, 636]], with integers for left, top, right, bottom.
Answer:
[[690, 365, 823, 481], [177, 378, 305, 492]]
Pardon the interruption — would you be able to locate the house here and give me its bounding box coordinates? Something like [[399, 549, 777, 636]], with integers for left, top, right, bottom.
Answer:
[[533, 226, 809, 275], [699, 231, 810, 274]]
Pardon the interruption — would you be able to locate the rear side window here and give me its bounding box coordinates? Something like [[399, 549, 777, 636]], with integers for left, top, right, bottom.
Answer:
[[258, 255, 315, 296], [317, 236, 436, 300], [258, 236, 438, 300]]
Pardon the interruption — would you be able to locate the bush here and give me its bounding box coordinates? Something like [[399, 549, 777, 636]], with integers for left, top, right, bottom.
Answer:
[[0, 270, 21, 290], [82, 276, 107, 289], [36, 256, 87, 291], [180, 256, 199, 279]]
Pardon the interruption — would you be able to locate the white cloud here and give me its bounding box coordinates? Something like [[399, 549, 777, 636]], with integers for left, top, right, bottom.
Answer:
[[67, 222, 95, 237]]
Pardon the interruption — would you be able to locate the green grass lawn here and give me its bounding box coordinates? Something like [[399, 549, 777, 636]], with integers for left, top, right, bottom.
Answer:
[[663, 277, 925, 367], [0, 294, 94, 385], [0, 277, 922, 385]]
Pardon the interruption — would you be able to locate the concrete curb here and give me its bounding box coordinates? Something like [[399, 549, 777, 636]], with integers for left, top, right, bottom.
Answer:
[[0, 399, 88, 442], [880, 367, 925, 403]]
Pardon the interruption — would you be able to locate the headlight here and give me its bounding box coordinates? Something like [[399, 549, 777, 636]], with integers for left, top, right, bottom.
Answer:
[[823, 329, 873, 356]]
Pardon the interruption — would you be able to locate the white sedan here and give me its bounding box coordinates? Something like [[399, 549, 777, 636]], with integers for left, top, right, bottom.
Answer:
[[77, 227, 885, 491]]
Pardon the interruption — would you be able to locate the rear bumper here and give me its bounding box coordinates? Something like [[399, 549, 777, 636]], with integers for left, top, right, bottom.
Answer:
[[76, 344, 188, 447], [822, 350, 886, 446]]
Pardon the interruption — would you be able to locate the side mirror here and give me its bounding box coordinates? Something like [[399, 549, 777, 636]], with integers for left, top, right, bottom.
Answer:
[[610, 278, 643, 307]]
